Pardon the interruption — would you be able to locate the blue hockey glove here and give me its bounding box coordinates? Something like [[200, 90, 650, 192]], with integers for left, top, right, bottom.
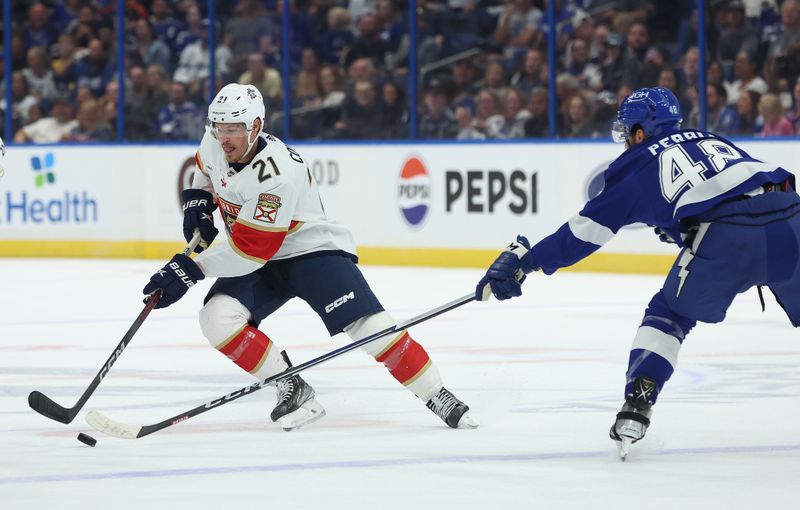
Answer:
[[653, 226, 676, 244], [476, 235, 534, 301], [182, 188, 218, 253], [143, 254, 205, 309]]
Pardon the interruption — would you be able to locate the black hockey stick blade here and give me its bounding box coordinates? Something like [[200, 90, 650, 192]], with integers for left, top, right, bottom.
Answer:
[[29, 234, 201, 424], [28, 291, 162, 424], [86, 292, 475, 439]]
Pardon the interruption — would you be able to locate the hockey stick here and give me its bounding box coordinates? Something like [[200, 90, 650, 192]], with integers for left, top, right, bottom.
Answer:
[[85, 292, 475, 439], [28, 233, 202, 424]]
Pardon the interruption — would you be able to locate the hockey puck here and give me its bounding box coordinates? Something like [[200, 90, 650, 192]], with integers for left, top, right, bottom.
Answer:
[[77, 432, 97, 447]]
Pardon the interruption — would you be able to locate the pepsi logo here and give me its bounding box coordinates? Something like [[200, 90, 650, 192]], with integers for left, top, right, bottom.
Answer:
[[398, 156, 431, 227]]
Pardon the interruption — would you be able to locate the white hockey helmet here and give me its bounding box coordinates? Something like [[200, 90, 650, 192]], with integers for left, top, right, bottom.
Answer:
[[207, 83, 266, 150]]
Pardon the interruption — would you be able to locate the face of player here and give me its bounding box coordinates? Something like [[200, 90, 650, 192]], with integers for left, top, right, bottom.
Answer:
[[625, 128, 646, 149], [213, 119, 261, 163]]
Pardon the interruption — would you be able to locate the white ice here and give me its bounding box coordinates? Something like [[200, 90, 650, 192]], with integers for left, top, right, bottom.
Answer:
[[1, 259, 798, 509]]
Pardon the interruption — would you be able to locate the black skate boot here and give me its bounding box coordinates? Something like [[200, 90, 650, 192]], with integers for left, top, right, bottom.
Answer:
[[270, 352, 326, 431], [609, 377, 656, 461], [426, 387, 479, 429]]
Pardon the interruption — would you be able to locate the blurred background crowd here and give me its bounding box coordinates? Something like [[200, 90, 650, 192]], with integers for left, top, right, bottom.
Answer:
[[1, 0, 800, 143]]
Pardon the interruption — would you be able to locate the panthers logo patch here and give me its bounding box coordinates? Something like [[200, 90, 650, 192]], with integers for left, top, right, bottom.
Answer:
[[254, 193, 281, 223]]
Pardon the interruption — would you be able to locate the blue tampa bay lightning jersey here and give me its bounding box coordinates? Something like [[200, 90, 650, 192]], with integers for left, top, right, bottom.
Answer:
[[529, 129, 796, 274]]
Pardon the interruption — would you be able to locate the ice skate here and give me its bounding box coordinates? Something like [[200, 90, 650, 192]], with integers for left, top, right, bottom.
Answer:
[[426, 387, 478, 429], [270, 352, 326, 431], [609, 377, 656, 461]]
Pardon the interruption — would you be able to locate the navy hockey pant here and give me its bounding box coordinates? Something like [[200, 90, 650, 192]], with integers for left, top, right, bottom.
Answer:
[[626, 191, 800, 402]]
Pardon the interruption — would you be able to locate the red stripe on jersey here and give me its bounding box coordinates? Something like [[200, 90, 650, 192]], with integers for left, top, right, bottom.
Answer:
[[218, 326, 272, 373], [194, 151, 204, 172], [231, 222, 290, 261], [375, 332, 431, 384]]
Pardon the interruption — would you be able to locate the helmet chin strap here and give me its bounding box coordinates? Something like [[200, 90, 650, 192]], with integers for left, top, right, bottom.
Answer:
[[237, 118, 262, 163]]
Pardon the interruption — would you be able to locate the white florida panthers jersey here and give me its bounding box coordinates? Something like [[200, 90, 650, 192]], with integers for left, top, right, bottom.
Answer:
[[191, 131, 356, 278]]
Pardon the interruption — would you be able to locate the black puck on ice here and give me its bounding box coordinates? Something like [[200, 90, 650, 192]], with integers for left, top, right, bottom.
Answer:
[[77, 432, 97, 447]]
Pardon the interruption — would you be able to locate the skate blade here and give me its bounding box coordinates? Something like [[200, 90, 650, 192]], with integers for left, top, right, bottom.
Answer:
[[278, 399, 326, 432], [456, 411, 480, 429], [617, 437, 633, 462]]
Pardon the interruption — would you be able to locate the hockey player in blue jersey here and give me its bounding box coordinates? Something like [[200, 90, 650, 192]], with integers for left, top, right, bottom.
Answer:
[[476, 87, 800, 460]]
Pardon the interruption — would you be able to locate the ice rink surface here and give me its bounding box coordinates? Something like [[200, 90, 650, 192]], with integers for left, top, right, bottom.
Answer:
[[1, 259, 798, 509]]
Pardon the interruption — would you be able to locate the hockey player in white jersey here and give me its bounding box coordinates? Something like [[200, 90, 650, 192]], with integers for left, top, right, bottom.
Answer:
[[143, 83, 477, 431]]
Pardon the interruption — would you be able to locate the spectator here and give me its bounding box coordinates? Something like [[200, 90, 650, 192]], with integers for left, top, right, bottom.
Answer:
[[376, 0, 405, 52], [486, 87, 530, 139], [67, 5, 100, 48], [625, 22, 649, 63], [1, 72, 38, 128], [455, 103, 486, 140], [63, 99, 112, 142], [494, 0, 542, 61], [511, 49, 546, 95], [319, 65, 347, 136], [22, 46, 57, 102], [24, 3, 58, 50], [74, 39, 114, 98], [788, 79, 800, 132], [52, 34, 80, 94], [125, 65, 158, 140], [734, 89, 762, 136], [321, 7, 355, 65], [150, 0, 188, 56], [725, 50, 768, 106], [345, 13, 391, 69], [758, 93, 793, 136], [482, 61, 509, 101], [419, 81, 458, 139], [133, 19, 172, 75], [769, 0, 800, 57], [336, 79, 385, 138], [560, 92, 596, 138], [144, 64, 170, 117], [13, 96, 76, 143], [224, 0, 278, 56], [296, 48, 322, 104], [657, 66, 691, 115], [381, 81, 408, 137], [473, 89, 501, 137], [705, 82, 739, 135], [716, 0, 758, 63], [452, 59, 480, 103], [239, 52, 282, 107], [678, 46, 700, 92], [600, 32, 639, 92], [523, 87, 549, 137], [174, 20, 232, 98], [156, 81, 204, 140], [565, 38, 602, 90]]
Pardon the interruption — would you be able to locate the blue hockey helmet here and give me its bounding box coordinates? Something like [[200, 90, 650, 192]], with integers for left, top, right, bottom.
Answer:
[[611, 87, 682, 143]]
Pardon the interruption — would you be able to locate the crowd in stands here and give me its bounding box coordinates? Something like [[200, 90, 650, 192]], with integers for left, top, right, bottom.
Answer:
[[2, 0, 800, 143]]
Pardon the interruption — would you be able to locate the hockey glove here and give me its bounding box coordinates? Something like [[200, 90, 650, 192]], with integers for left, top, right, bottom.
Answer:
[[475, 235, 534, 301], [653, 226, 676, 244], [182, 188, 218, 253], [143, 254, 205, 309]]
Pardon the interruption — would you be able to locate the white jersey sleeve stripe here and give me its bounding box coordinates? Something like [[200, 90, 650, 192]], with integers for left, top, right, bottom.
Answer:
[[674, 160, 775, 217], [567, 214, 615, 246], [631, 326, 682, 368]]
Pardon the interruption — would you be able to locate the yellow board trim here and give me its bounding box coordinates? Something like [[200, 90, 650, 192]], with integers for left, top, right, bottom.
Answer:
[[0, 241, 674, 275]]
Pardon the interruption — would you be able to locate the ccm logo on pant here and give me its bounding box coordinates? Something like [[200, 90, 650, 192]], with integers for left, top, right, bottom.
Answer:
[[325, 291, 354, 313]]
